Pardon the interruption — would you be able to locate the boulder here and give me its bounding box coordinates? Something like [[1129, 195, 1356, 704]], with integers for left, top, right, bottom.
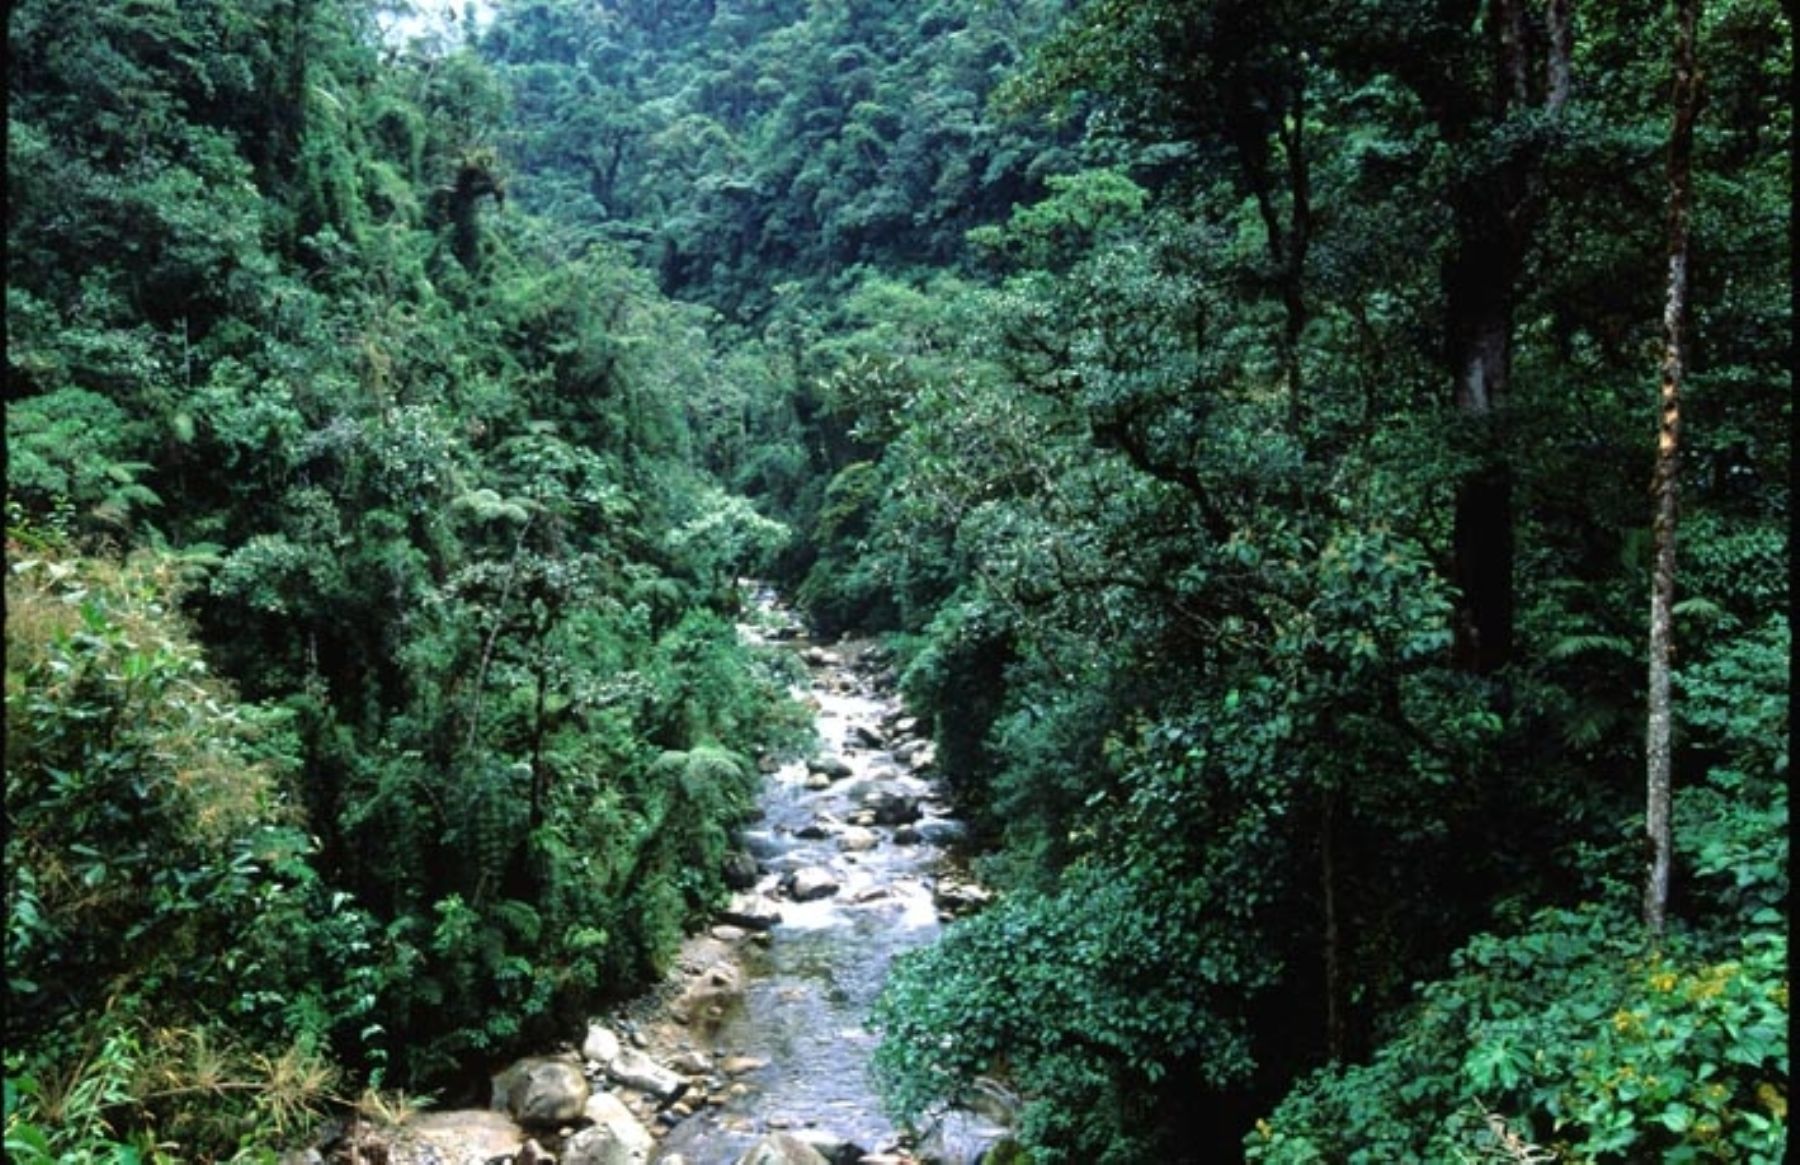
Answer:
[[718, 1054, 768, 1075], [735, 1132, 832, 1165], [864, 791, 921, 826], [802, 647, 840, 668], [719, 893, 782, 931], [563, 1092, 653, 1165], [723, 851, 761, 890], [668, 1049, 713, 1075], [837, 826, 879, 852], [790, 1129, 866, 1165], [934, 879, 993, 916], [890, 824, 921, 846], [915, 819, 967, 846], [805, 771, 835, 791], [893, 740, 937, 770], [582, 1024, 622, 1067], [807, 755, 853, 780], [606, 1048, 687, 1104], [398, 1110, 527, 1165], [492, 1056, 589, 1127], [787, 866, 842, 902], [742, 829, 784, 859], [847, 724, 885, 749]]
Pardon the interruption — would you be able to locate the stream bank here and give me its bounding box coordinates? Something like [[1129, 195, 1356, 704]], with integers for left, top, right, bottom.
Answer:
[[323, 591, 1006, 1165]]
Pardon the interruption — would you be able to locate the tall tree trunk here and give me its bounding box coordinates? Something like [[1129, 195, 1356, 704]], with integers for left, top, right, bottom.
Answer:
[[1645, 0, 1701, 941], [1321, 783, 1345, 1063], [1441, 0, 1575, 676], [1446, 188, 1521, 674]]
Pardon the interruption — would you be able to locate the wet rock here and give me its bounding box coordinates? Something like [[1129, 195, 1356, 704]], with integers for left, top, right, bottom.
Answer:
[[719, 893, 782, 931], [864, 791, 921, 826], [669, 962, 743, 1026], [915, 819, 966, 846], [894, 737, 935, 764], [802, 647, 841, 667], [791, 1129, 867, 1165], [933, 879, 993, 916], [582, 1024, 622, 1067], [837, 826, 879, 852], [711, 924, 748, 942], [723, 851, 761, 890], [606, 1048, 688, 1104], [668, 1050, 713, 1075], [719, 1055, 768, 1075], [806, 771, 835, 791], [517, 1138, 553, 1165], [795, 819, 835, 840], [808, 755, 854, 780], [742, 830, 784, 859], [890, 715, 920, 736], [493, 1056, 589, 1127], [890, 824, 921, 846], [393, 1111, 527, 1163], [787, 866, 842, 902], [736, 1132, 831, 1165], [847, 724, 885, 749]]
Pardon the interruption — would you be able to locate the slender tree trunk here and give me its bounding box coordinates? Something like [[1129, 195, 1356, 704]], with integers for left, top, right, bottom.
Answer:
[[1321, 783, 1345, 1063], [1446, 193, 1520, 674], [1645, 0, 1701, 941]]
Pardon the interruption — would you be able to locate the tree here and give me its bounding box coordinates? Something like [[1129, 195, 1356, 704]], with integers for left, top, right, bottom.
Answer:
[[1644, 0, 1703, 940]]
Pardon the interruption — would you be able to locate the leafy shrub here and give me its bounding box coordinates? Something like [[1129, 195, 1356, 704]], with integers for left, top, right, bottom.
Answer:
[[1247, 903, 1788, 1163], [873, 862, 1261, 1165]]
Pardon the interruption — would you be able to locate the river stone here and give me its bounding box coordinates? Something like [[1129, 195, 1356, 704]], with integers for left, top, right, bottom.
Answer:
[[934, 879, 993, 915], [915, 819, 966, 846], [719, 893, 782, 931], [669, 963, 744, 1026], [492, 1056, 589, 1126], [807, 755, 853, 779], [399, 1110, 527, 1164], [805, 771, 835, 790], [711, 924, 748, 942], [847, 723, 885, 749], [837, 826, 878, 852], [564, 1092, 653, 1165], [864, 791, 921, 826], [582, 1023, 622, 1067], [735, 1132, 831, 1165], [742, 829, 783, 859], [723, 850, 761, 890], [788, 866, 842, 901], [890, 824, 921, 846], [669, 1049, 713, 1074], [719, 1055, 768, 1075], [606, 1048, 687, 1103], [802, 647, 840, 667], [790, 1129, 865, 1165]]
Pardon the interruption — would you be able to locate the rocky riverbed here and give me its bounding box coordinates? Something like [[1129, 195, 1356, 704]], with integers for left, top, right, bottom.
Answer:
[[304, 593, 1006, 1165]]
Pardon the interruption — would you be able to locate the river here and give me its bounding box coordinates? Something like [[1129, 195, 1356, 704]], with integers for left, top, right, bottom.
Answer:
[[643, 589, 1001, 1164]]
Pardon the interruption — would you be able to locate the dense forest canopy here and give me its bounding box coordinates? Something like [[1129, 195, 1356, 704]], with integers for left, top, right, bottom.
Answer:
[[4, 0, 1789, 1161]]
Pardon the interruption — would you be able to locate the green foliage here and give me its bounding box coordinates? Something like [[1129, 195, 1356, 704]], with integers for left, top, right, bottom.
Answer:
[[1247, 904, 1788, 1164], [874, 863, 1262, 1164]]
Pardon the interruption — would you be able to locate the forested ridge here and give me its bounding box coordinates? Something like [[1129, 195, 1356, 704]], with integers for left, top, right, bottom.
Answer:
[[3, 1, 1789, 1162]]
